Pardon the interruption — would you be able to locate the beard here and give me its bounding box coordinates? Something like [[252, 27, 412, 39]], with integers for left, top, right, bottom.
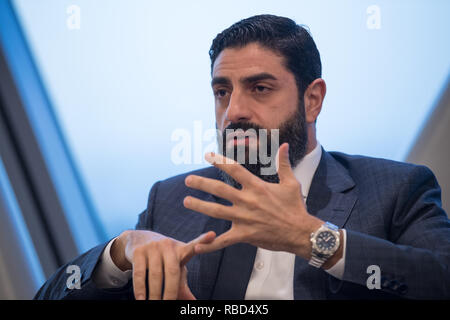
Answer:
[[217, 103, 308, 189]]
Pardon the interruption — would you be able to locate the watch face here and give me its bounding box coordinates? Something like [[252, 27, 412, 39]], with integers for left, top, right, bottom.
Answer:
[[316, 231, 337, 252]]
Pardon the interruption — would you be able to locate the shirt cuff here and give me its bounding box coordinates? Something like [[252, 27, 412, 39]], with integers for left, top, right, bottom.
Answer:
[[324, 229, 347, 280], [92, 237, 133, 288]]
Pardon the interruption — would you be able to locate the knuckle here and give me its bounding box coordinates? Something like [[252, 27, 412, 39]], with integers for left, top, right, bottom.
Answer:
[[216, 183, 226, 194], [166, 266, 180, 277], [133, 246, 145, 256], [133, 270, 146, 279], [229, 165, 240, 176], [235, 192, 247, 204], [211, 205, 220, 215], [175, 244, 186, 257], [149, 269, 163, 278], [161, 238, 174, 248], [246, 197, 260, 211], [146, 241, 157, 252]]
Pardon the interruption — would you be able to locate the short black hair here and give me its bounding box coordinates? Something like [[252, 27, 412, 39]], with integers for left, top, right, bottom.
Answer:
[[209, 14, 322, 98]]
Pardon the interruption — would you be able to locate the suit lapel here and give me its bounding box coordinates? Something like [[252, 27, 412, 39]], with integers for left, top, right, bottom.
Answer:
[[306, 149, 357, 228], [210, 242, 257, 299], [294, 149, 357, 299]]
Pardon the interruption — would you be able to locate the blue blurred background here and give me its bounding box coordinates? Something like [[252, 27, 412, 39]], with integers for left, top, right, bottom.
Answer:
[[0, 0, 449, 298]]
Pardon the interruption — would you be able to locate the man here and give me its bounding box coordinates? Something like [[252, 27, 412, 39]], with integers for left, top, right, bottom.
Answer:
[[35, 14, 450, 300]]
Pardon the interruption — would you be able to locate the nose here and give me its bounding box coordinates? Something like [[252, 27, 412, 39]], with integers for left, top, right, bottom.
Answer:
[[225, 90, 252, 123]]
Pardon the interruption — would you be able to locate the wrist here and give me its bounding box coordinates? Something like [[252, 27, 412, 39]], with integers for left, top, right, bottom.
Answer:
[[322, 229, 344, 270], [291, 216, 323, 259]]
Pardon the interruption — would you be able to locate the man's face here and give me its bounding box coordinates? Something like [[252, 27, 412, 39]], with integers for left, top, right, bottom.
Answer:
[[211, 42, 308, 186], [212, 42, 300, 138]]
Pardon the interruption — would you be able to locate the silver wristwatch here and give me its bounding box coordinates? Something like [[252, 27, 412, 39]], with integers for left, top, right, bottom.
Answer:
[[309, 222, 341, 268]]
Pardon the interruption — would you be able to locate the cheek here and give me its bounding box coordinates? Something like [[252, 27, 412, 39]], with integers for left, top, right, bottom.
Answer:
[[272, 92, 299, 124], [215, 106, 226, 131], [263, 103, 297, 129]]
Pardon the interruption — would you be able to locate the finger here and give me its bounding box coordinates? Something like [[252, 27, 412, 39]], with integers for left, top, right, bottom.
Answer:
[[148, 249, 163, 300], [132, 251, 147, 300], [205, 152, 259, 186], [184, 196, 236, 221], [178, 267, 196, 300], [185, 175, 241, 203], [161, 246, 181, 300], [276, 143, 295, 184], [194, 230, 239, 254], [179, 231, 216, 265]]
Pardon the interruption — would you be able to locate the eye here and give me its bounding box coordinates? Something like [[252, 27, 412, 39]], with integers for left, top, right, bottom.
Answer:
[[255, 86, 267, 92], [214, 89, 229, 99], [253, 85, 270, 93]]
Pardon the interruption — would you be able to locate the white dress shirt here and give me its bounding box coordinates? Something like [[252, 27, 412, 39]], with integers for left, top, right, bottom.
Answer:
[[93, 142, 347, 297]]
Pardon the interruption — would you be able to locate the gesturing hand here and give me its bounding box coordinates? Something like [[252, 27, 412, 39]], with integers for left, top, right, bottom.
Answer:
[[183, 143, 324, 259], [112, 230, 216, 300]]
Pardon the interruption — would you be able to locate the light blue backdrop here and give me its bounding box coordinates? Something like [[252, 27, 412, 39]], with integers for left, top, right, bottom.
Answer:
[[12, 0, 450, 237]]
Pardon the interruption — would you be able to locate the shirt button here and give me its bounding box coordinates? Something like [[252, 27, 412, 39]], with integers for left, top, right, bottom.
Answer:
[[255, 261, 264, 270]]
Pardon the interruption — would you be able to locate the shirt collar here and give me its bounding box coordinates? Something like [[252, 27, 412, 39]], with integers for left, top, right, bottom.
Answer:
[[292, 142, 322, 199]]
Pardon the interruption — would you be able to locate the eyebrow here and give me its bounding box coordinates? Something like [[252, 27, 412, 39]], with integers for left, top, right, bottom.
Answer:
[[211, 72, 278, 87]]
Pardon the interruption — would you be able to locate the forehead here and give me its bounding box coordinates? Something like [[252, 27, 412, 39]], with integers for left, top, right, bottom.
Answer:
[[212, 43, 291, 80]]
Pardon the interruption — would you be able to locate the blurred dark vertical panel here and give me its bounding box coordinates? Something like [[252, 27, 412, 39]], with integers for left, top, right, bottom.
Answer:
[[0, 157, 45, 299], [0, 44, 77, 277]]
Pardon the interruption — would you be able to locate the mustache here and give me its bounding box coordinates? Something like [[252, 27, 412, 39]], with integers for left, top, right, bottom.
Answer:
[[222, 122, 266, 136]]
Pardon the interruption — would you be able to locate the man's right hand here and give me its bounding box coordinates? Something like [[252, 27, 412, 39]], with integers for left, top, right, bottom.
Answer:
[[110, 230, 216, 300]]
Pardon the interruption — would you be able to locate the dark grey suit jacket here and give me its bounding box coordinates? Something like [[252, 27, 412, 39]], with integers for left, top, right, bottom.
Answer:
[[34, 149, 450, 299]]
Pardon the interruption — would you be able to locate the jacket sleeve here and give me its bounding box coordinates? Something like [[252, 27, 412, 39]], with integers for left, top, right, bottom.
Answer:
[[342, 166, 450, 299], [33, 241, 134, 300], [33, 181, 161, 300]]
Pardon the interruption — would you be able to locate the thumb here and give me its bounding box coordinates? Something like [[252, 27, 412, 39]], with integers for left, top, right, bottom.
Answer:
[[179, 231, 216, 265], [194, 229, 238, 254], [276, 143, 295, 183]]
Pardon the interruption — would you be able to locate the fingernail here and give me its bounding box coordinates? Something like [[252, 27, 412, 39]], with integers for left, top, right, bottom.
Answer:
[[184, 197, 191, 205], [137, 295, 145, 300]]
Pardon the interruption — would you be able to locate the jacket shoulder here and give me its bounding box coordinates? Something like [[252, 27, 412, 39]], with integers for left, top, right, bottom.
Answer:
[[327, 151, 436, 186]]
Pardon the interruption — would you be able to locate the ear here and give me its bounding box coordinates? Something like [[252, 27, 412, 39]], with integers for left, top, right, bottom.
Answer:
[[303, 78, 326, 123]]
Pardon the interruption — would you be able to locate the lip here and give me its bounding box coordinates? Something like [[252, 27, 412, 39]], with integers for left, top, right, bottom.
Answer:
[[225, 130, 258, 143], [232, 136, 251, 146]]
